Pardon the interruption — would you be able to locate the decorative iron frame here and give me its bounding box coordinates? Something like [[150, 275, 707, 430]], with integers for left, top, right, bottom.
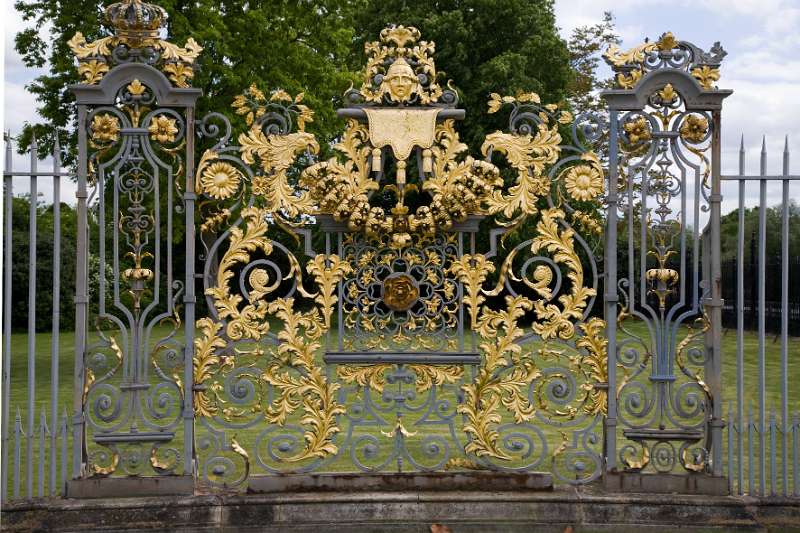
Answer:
[[601, 32, 731, 476], [65, 3, 735, 490]]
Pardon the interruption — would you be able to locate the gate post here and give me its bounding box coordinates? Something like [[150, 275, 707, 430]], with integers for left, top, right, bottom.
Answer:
[[66, 0, 202, 496], [604, 109, 620, 473], [706, 109, 725, 477], [183, 107, 197, 477], [600, 32, 731, 493], [72, 104, 89, 478]]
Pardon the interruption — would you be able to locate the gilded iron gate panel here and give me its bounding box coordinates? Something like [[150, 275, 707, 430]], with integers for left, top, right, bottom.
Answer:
[[66, 1, 735, 490], [601, 33, 730, 476], [69, 0, 202, 477], [192, 25, 609, 487]]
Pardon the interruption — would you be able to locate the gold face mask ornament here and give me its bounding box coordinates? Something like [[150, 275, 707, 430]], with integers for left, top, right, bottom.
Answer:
[[382, 57, 420, 103]]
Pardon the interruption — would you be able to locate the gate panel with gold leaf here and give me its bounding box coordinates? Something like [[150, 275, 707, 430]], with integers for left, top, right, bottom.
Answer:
[[192, 25, 610, 487], [66, 3, 733, 491], [601, 33, 729, 480]]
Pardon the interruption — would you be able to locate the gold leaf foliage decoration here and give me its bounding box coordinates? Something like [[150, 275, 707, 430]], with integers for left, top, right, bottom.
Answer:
[[481, 119, 562, 223], [457, 295, 540, 460], [204, 207, 275, 341], [238, 129, 319, 217], [603, 32, 724, 91], [228, 87, 321, 218], [192, 318, 230, 418], [78, 60, 110, 84], [67, 3, 202, 87], [338, 364, 463, 394], [529, 208, 596, 340], [691, 66, 721, 90], [197, 248, 350, 463], [575, 318, 609, 416], [450, 254, 495, 327], [260, 295, 345, 462]]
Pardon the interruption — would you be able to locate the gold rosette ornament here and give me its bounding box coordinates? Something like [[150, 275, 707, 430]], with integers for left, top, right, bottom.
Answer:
[[200, 162, 242, 200], [680, 114, 709, 143], [564, 165, 603, 201], [148, 115, 179, 144], [623, 117, 651, 144], [91, 114, 121, 143]]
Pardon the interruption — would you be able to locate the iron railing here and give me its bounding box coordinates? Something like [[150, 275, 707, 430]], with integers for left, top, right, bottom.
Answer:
[[2, 132, 74, 499], [722, 136, 800, 497], [1, 20, 799, 502]]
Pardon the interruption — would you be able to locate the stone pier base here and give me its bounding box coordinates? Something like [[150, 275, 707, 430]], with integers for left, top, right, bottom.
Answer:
[[3, 486, 799, 532], [603, 472, 729, 496]]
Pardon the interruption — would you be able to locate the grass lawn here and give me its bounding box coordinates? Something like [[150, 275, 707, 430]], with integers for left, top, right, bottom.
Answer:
[[3, 320, 798, 496]]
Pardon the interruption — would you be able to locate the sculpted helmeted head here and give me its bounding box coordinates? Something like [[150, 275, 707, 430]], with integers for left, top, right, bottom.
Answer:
[[383, 57, 420, 103]]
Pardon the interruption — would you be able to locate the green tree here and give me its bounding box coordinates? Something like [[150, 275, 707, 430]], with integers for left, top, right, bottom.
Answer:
[[9, 196, 78, 331], [13, 0, 360, 162], [566, 11, 619, 113], [720, 203, 800, 262]]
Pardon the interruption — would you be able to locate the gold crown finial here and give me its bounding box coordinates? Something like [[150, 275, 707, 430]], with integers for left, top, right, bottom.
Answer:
[[380, 25, 420, 47], [105, 0, 167, 46]]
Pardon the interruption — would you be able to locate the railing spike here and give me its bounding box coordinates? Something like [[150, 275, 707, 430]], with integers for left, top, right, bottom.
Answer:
[[739, 134, 746, 174], [785, 135, 791, 175]]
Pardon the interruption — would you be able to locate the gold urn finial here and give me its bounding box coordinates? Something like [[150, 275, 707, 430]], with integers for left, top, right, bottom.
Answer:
[[105, 0, 167, 46]]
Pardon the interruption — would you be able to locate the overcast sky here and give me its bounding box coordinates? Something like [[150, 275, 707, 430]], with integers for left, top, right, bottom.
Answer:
[[2, 0, 798, 214]]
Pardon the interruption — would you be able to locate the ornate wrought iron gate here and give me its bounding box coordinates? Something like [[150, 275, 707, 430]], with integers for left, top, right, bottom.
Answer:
[[69, 0, 202, 477], [61, 0, 737, 492], [189, 24, 609, 486]]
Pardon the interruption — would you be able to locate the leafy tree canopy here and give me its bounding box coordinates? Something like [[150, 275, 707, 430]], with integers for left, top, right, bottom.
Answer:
[[13, 0, 359, 162], [14, 0, 619, 170]]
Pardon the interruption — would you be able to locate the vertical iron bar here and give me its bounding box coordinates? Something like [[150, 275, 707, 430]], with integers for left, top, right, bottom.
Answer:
[[728, 401, 734, 494], [60, 409, 68, 493], [780, 135, 790, 495], [38, 410, 46, 497], [604, 109, 619, 472], [2, 132, 13, 499], [757, 136, 767, 496], [736, 135, 745, 494], [708, 110, 724, 477], [13, 409, 21, 499], [50, 133, 61, 495], [749, 401, 755, 494], [27, 134, 38, 498], [183, 107, 196, 477], [794, 412, 799, 496], [769, 410, 776, 496], [73, 105, 89, 477]]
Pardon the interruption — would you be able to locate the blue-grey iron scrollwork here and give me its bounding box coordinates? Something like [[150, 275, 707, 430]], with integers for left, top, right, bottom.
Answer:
[[81, 75, 190, 476], [606, 34, 728, 474]]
